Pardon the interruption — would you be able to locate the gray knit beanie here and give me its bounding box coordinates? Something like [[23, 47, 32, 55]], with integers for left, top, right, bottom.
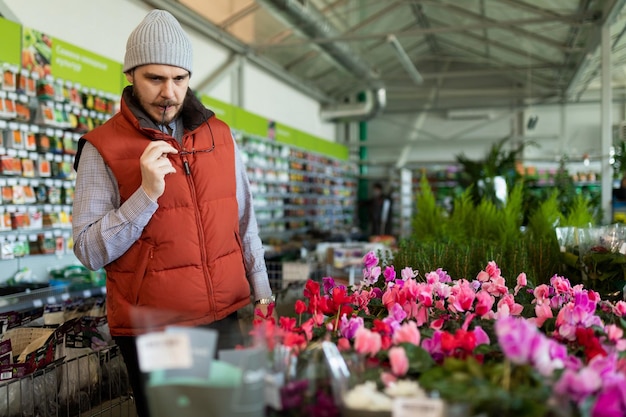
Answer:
[[123, 9, 193, 75]]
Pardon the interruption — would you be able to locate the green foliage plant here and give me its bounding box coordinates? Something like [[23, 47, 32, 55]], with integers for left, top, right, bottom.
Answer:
[[396, 175, 596, 287]]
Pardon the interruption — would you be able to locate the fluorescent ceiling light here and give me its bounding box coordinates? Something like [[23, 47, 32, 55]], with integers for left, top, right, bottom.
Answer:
[[387, 34, 424, 85]]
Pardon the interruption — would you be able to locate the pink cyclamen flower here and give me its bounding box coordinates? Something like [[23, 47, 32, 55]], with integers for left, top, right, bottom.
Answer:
[[514, 272, 527, 296], [497, 293, 524, 316], [534, 302, 554, 327], [389, 346, 409, 376], [337, 337, 351, 352], [613, 301, 626, 317], [392, 320, 421, 346], [605, 324, 626, 351], [448, 280, 476, 312], [473, 326, 490, 346], [485, 261, 501, 278], [495, 316, 537, 365], [354, 327, 382, 357], [401, 266, 417, 281], [554, 366, 603, 404], [475, 290, 495, 317]]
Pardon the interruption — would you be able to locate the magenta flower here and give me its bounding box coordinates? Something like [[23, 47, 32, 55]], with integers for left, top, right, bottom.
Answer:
[[554, 366, 603, 404], [591, 375, 626, 417], [363, 251, 379, 269], [421, 330, 444, 363], [384, 303, 408, 331], [339, 315, 364, 339], [495, 316, 538, 365], [322, 276, 336, 294], [384, 265, 396, 282]]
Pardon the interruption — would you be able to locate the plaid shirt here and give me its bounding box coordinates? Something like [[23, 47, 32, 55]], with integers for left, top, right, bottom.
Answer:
[[72, 137, 272, 302]]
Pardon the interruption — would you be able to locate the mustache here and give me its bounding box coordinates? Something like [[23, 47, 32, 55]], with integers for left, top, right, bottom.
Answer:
[[158, 101, 178, 108]]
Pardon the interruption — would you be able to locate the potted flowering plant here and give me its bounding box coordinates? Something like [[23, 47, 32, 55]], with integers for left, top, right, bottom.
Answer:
[[254, 251, 626, 417]]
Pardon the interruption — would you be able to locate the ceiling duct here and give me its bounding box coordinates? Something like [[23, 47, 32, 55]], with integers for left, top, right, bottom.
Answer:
[[320, 88, 386, 122], [256, 0, 385, 121]]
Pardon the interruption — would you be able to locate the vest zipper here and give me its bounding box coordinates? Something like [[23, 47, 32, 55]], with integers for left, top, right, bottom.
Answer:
[[185, 166, 215, 319]]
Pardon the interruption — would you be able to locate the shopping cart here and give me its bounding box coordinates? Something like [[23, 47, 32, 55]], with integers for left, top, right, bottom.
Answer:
[[0, 344, 135, 417]]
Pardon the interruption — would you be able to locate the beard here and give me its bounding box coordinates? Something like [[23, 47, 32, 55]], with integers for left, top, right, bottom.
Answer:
[[132, 85, 183, 125]]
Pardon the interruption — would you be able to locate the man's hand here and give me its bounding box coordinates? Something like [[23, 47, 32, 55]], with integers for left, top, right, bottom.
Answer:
[[140, 141, 178, 200], [254, 302, 278, 323]]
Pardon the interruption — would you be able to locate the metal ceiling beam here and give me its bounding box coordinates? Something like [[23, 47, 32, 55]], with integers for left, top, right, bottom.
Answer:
[[253, 16, 587, 48], [409, 1, 441, 53], [217, 2, 260, 29], [407, 34, 557, 89], [255, 0, 380, 83], [435, 1, 575, 52], [565, 0, 625, 99], [278, 0, 404, 74], [388, 88, 554, 98], [438, 28, 556, 66], [497, 0, 583, 24], [142, 0, 333, 104], [385, 64, 565, 80], [256, 0, 386, 120], [266, 3, 400, 76]]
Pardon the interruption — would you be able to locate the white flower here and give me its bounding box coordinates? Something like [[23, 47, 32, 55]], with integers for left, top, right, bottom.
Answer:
[[384, 379, 426, 398], [343, 381, 393, 411]]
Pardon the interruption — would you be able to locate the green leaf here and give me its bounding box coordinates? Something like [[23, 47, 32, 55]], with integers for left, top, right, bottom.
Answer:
[[401, 343, 435, 373]]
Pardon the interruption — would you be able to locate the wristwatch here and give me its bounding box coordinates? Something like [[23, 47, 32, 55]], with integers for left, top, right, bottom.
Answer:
[[255, 295, 276, 305]]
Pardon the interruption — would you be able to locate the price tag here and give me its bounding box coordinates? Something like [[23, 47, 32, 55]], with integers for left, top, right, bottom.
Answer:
[[136, 332, 192, 372], [82, 290, 92, 298], [47, 297, 56, 304], [392, 397, 445, 417], [33, 299, 43, 308], [61, 293, 70, 301]]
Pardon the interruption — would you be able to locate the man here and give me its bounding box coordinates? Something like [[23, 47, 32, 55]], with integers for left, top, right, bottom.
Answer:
[[71, 9, 274, 417], [369, 182, 392, 236]]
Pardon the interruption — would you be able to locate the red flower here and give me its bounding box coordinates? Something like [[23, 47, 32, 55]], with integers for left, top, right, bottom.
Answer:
[[575, 327, 607, 361], [294, 299, 307, 315], [440, 329, 477, 359], [279, 316, 297, 332], [304, 280, 321, 299]]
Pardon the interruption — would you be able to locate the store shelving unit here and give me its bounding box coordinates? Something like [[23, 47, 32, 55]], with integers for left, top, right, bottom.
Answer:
[[238, 133, 357, 242], [0, 65, 117, 271]]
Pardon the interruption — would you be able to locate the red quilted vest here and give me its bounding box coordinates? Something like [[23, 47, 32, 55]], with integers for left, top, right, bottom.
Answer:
[[84, 90, 250, 336]]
